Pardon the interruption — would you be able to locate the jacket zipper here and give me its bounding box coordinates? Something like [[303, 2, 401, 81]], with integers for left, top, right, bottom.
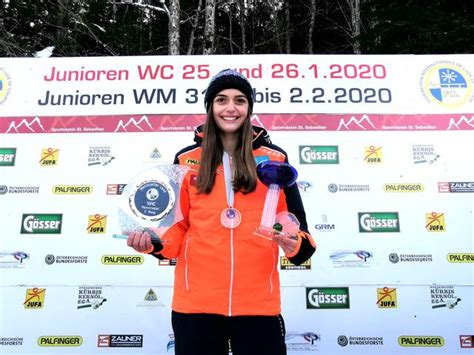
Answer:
[[269, 243, 276, 294], [228, 227, 235, 316], [184, 236, 191, 291]]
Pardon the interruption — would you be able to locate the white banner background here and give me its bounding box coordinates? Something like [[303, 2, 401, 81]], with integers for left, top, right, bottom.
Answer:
[[0, 54, 473, 354]]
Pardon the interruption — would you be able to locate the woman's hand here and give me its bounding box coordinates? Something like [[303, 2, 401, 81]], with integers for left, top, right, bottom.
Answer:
[[273, 232, 298, 255], [127, 230, 155, 254]]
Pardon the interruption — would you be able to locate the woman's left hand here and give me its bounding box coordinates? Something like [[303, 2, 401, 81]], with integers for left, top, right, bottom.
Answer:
[[273, 232, 298, 254]]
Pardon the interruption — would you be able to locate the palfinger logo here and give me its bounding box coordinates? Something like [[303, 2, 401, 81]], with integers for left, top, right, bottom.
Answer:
[[38, 336, 83, 347], [447, 253, 474, 263], [398, 336, 444, 347]]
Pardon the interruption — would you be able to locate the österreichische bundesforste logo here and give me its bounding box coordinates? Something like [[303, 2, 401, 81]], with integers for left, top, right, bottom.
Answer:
[[420, 61, 473, 107], [0, 69, 12, 104]]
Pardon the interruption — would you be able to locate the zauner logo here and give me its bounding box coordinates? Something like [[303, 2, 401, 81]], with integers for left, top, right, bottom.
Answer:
[[306, 287, 350, 309], [299, 146, 339, 164], [359, 212, 400, 233], [21, 214, 62, 234]]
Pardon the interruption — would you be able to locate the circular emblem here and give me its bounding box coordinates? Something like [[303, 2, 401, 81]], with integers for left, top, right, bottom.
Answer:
[[389, 253, 399, 263], [337, 335, 348, 347], [129, 180, 175, 221], [0, 69, 12, 104], [45, 254, 55, 264], [421, 62, 473, 107], [328, 183, 338, 193], [0, 185, 7, 194]]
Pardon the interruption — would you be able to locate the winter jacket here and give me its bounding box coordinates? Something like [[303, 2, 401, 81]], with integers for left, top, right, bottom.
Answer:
[[155, 125, 316, 316]]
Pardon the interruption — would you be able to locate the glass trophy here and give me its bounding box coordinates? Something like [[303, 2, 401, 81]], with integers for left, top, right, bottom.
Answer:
[[254, 161, 300, 240], [113, 164, 189, 248]]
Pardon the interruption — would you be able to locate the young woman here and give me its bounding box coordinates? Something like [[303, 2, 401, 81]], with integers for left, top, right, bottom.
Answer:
[[127, 69, 316, 355]]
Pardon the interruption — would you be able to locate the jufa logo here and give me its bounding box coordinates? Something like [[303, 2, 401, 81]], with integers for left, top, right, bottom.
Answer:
[[359, 212, 400, 233], [40, 148, 59, 166], [299, 146, 339, 164], [21, 214, 62, 234], [0, 148, 16, 166], [376, 287, 398, 308], [87, 214, 107, 234], [425, 212, 445, 232], [364, 146, 383, 163], [24, 287, 46, 309]]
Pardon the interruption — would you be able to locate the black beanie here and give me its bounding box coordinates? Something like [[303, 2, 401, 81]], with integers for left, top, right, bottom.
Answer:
[[204, 69, 254, 113]]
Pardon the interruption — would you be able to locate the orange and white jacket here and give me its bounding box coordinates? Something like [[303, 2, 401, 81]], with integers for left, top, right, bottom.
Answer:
[[155, 125, 316, 316]]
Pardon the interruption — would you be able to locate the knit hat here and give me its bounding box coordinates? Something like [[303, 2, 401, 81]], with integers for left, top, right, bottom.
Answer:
[[204, 69, 254, 113]]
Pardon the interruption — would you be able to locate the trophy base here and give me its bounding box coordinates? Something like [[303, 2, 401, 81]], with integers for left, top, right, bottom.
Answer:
[[254, 226, 294, 241]]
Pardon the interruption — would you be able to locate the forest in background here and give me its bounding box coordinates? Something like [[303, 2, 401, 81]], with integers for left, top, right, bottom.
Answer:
[[0, 0, 473, 57]]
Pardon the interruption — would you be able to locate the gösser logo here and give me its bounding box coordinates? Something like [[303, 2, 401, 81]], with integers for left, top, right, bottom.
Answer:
[[306, 287, 350, 309], [299, 146, 339, 164], [20, 214, 62, 234], [358, 212, 400, 233]]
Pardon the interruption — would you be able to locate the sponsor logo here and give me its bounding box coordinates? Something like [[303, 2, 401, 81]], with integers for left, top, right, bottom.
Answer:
[[0, 185, 40, 194], [337, 335, 383, 346], [398, 336, 444, 347], [420, 61, 473, 107], [330, 250, 372, 268], [297, 181, 313, 193], [328, 183, 370, 192], [158, 258, 177, 266], [106, 183, 126, 195], [439, 181, 474, 193], [425, 212, 445, 232], [52, 185, 92, 194], [37, 336, 83, 347], [364, 146, 383, 164], [383, 183, 424, 192], [0, 69, 12, 104], [447, 253, 474, 263], [5, 117, 46, 133], [376, 287, 397, 308], [98, 334, 143, 348], [0, 148, 16, 166], [88, 146, 114, 166], [101, 255, 144, 265], [315, 214, 335, 232], [137, 289, 166, 308], [87, 214, 107, 234], [460, 335, 474, 348], [359, 212, 400, 233], [431, 285, 461, 309], [280, 256, 311, 270], [412, 144, 440, 164], [21, 214, 62, 234], [45, 254, 88, 265], [389, 253, 433, 263], [185, 158, 200, 165], [149, 148, 161, 160], [286, 331, 320, 351], [167, 334, 175, 352], [40, 148, 58, 166], [306, 287, 350, 309], [77, 286, 106, 309], [0, 251, 29, 269], [0, 337, 23, 346], [299, 146, 339, 164], [23, 287, 46, 309]]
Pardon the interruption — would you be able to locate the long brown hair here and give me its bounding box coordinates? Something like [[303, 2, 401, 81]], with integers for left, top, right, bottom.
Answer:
[[196, 108, 257, 194]]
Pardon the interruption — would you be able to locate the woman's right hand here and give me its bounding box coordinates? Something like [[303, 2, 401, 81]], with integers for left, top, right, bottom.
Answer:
[[127, 230, 155, 254]]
